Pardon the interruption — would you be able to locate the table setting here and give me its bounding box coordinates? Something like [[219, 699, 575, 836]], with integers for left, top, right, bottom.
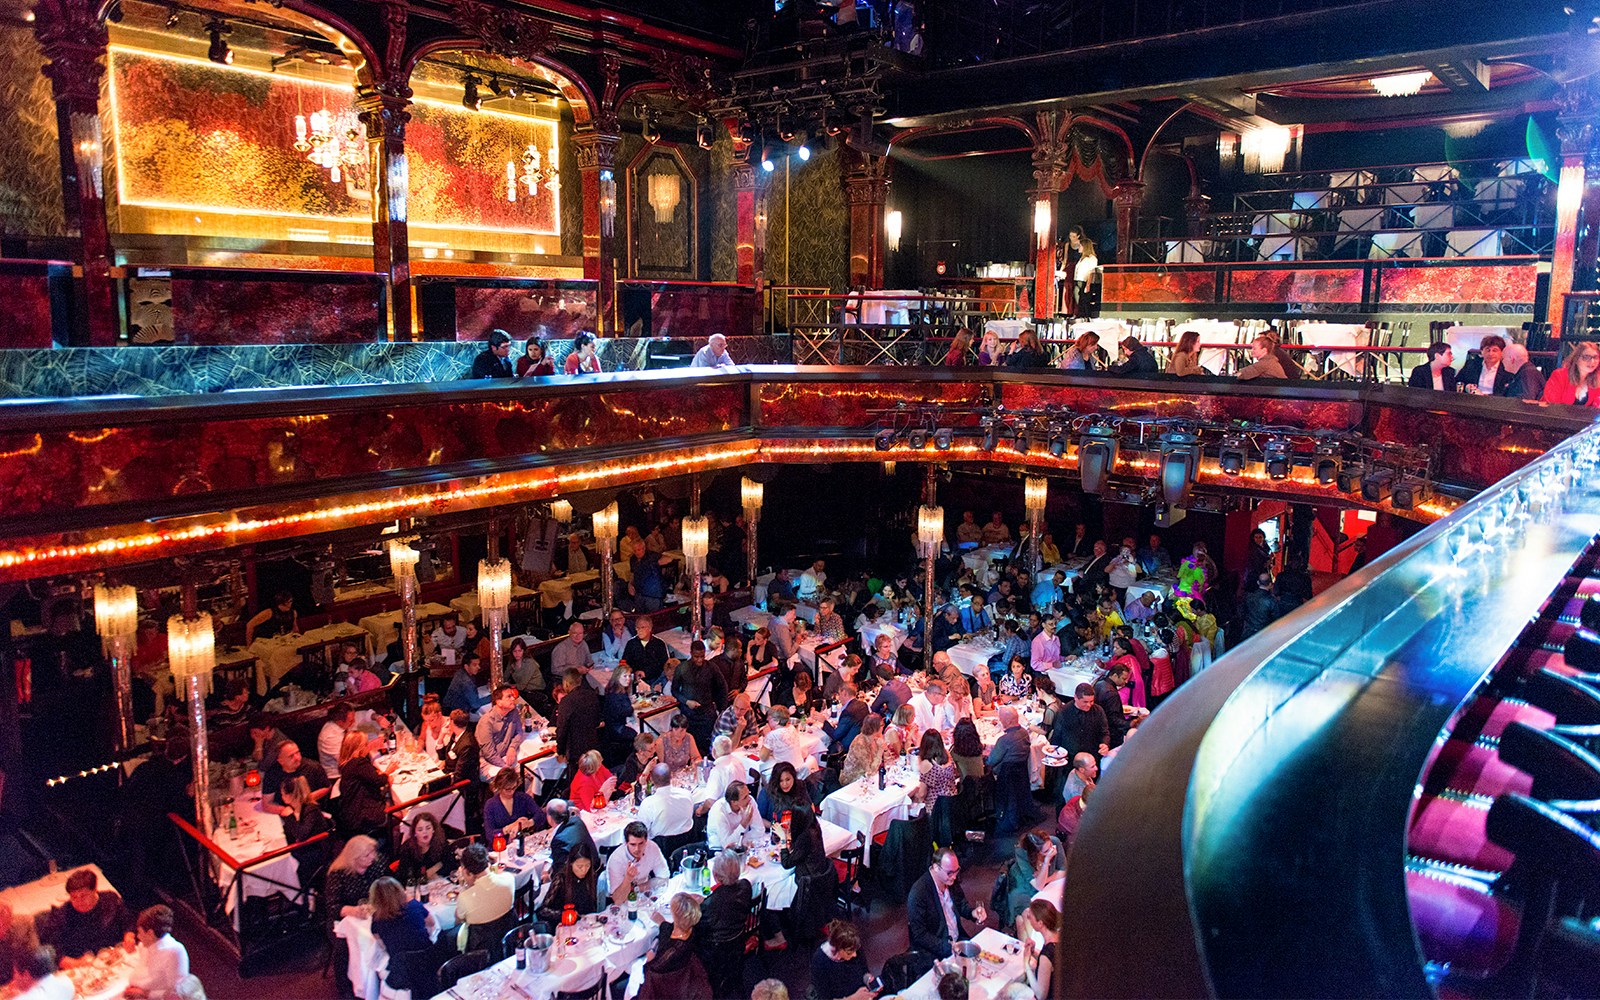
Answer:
[[438, 903, 660, 1000], [902, 928, 1028, 1000], [248, 621, 373, 695], [383, 746, 468, 831], [820, 757, 923, 863], [947, 636, 1003, 677], [359, 602, 454, 649]]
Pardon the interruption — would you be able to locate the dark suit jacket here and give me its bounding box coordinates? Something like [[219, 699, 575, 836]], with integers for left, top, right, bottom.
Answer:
[[1457, 356, 1517, 396], [1407, 364, 1458, 391], [906, 871, 975, 959], [871, 679, 913, 718], [548, 814, 598, 874], [556, 683, 601, 760], [824, 698, 870, 754], [698, 879, 753, 946]]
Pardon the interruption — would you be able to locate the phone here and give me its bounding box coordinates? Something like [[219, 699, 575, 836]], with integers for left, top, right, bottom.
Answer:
[[868, 977, 884, 994]]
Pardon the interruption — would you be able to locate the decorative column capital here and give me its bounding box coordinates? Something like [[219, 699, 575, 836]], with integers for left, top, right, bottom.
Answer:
[[1112, 180, 1146, 207], [573, 129, 621, 172], [356, 87, 412, 143], [34, 0, 106, 107], [841, 149, 890, 206]]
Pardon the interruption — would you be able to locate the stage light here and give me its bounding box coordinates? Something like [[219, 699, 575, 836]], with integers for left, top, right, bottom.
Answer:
[[1263, 437, 1292, 480], [462, 74, 483, 111], [696, 117, 715, 150], [1047, 425, 1067, 458], [874, 428, 896, 451], [1361, 469, 1394, 503], [907, 428, 929, 450], [981, 421, 1000, 452], [1158, 431, 1201, 507], [761, 147, 775, 172], [796, 142, 811, 161], [488, 76, 505, 97], [1392, 475, 1431, 510], [1337, 463, 1364, 493], [1013, 428, 1030, 455], [206, 20, 232, 64], [1078, 425, 1119, 495], [1218, 435, 1248, 476], [933, 428, 953, 451], [1313, 442, 1341, 485]]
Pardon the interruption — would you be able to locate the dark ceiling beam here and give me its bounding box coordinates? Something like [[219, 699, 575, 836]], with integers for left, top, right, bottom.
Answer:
[[1428, 57, 1492, 93], [1258, 78, 1554, 126], [885, 0, 1569, 127]]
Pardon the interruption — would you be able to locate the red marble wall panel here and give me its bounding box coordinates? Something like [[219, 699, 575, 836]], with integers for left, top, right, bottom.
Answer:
[[1378, 262, 1537, 307], [1366, 404, 1569, 487], [1101, 268, 1217, 305], [0, 263, 56, 348], [451, 282, 598, 342], [0, 381, 749, 522], [998, 383, 1364, 432], [1229, 267, 1364, 305], [633, 283, 761, 339], [758, 380, 992, 426], [171, 270, 384, 344]]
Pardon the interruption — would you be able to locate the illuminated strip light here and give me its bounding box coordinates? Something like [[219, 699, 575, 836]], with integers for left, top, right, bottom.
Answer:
[[0, 445, 761, 573], [115, 198, 563, 238], [46, 761, 120, 787]]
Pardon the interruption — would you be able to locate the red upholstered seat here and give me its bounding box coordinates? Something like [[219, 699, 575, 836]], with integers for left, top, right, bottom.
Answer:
[[1473, 699, 1556, 740], [1427, 741, 1534, 800], [1407, 869, 1518, 976], [1409, 796, 1516, 873]]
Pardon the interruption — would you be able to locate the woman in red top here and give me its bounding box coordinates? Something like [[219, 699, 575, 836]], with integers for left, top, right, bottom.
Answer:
[[565, 332, 602, 375], [1541, 342, 1600, 407], [1107, 635, 1146, 710], [517, 337, 555, 377], [941, 329, 974, 365], [569, 750, 614, 810]]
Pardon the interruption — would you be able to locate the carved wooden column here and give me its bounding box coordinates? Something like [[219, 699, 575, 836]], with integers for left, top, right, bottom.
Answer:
[[575, 129, 621, 336], [358, 86, 413, 342], [1550, 81, 1599, 341], [841, 147, 889, 290], [35, 0, 116, 346], [1113, 181, 1146, 265], [1030, 110, 1071, 320], [729, 121, 759, 288]]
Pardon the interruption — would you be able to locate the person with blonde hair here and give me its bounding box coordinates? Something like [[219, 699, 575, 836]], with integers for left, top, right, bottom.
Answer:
[[1003, 328, 1050, 368], [751, 980, 790, 1000], [326, 835, 386, 919], [1236, 334, 1287, 380], [976, 328, 1003, 366], [279, 775, 332, 889], [569, 749, 614, 811], [640, 893, 710, 999]]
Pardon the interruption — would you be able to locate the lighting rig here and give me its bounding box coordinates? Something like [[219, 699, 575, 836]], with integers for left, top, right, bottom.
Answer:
[[867, 402, 1437, 512]]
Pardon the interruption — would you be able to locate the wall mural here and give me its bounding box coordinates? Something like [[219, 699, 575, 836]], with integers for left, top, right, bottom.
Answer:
[[0, 25, 64, 237], [108, 48, 559, 238]]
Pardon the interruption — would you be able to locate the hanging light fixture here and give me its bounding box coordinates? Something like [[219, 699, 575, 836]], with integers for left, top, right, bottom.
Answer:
[[916, 506, 945, 559], [1033, 198, 1052, 249], [549, 499, 573, 523], [647, 171, 682, 224], [682, 515, 710, 576], [168, 613, 216, 680], [599, 170, 616, 237], [94, 584, 138, 653], [506, 118, 557, 203], [1370, 71, 1432, 97], [387, 539, 419, 595], [477, 558, 512, 616], [885, 210, 903, 251], [1241, 126, 1294, 174], [741, 478, 764, 520], [1024, 477, 1048, 518], [592, 501, 619, 553]]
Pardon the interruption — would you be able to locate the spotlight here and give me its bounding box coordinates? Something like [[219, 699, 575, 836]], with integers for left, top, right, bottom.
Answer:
[[1047, 425, 1067, 458], [1337, 463, 1365, 494], [488, 76, 505, 97], [907, 428, 929, 450], [164, 5, 180, 28], [1078, 425, 1120, 495], [980, 420, 1000, 452], [1263, 437, 1292, 480], [462, 74, 483, 111], [206, 19, 232, 64], [761, 148, 775, 172], [1158, 431, 1201, 507], [874, 428, 896, 451], [1313, 442, 1342, 485], [1392, 475, 1432, 510], [933, 428, 953, 451], [696, 117, 715, 151], [1013, 428, 1030, 455], [796, 142, 811, 162], [1361, 469, 1394, 503], [1218, 435, 1248, 476], [504, 80, 521, 99]]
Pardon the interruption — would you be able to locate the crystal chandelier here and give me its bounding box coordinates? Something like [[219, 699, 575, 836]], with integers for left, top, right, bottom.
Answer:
[[1370, 71, 1432, 97], [506, 126, 559, 203], [294, 106, 364, 183]]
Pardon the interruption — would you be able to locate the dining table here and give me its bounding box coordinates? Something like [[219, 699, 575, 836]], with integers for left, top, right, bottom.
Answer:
[[819, 757, 923, 864], [359, 602, 453, 649], [450, 586, 538, 626], [431, 904, 660, 1000], [248, 621, 373, 695], [901, 928, 1028, 1000]]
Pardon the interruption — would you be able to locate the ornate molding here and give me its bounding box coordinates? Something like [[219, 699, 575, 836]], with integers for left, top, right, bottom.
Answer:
[[33, 0, 107, 106], [841, 150, 890, 206], [451, 0, 554, 63], [595, 52, 622, 134], [357, 89, 411, 144], [572, 130, 620, 171], [647, 49, 715, 107], [378, 0, 412, 96]]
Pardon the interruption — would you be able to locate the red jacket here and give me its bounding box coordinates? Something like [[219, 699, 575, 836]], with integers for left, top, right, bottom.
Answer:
[[1541, 369, 1600, 407]]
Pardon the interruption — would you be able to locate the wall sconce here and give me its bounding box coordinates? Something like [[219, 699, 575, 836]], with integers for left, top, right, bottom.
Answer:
[[1033, 198, 1051, 249], [206, 19, 232, 65], [647, 171, 681, 224], [599, 169, 616, 237], [639, 104, 661, 145], [885, 210, 903, 251]]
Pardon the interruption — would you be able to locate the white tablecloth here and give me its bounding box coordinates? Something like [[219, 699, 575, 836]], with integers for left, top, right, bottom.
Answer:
[[249, 622, 373, 695], [656, 818, 853, 911], [1330, 169, 1375, 194], [1337, 206, 1385, 233], [1442, 325, 1516, 358], [1123, 577, 1176, 607], [1383, 182, 1430, 206], [1411, 203, 1454, 230], [1369, 231, 1424, 258], [902, 929, 1026, 1000], [982, 319, 1030, 342], [1251, 211, 1301, 236], [385, 750, 467, 832], [960, 546, 1013, 573], [1448, 228, 1503, 257], [847, 291, 923, 326], [451, 586, 537, 625], [211, 792, 301, 925], [359, 603, 453, 650], [0, 865, 114, 922], [338, 888, 457, 1000], [860, 620, 908, 653], [820, 760, 922, 864], [947, 639, 1002, 677], [434, 909, 657, 1000], [1295, 323, 1370, 377], [1164, 239, 1211, 262]]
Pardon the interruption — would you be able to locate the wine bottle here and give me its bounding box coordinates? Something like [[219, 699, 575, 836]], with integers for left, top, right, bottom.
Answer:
[[878, 764, 887, 790], [516, 934, 528, 971]]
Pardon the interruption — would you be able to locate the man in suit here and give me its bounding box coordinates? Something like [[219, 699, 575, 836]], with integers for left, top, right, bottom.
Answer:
[[930, 605, 963, 654], [1457, 335, 1516, 396], [820, 683, 869, 753], [907, 848, 987, 959], [622, 616, 669, 687], [555, 669, 601, 778], [1407, 341, 1457, 391], [545, 798, 597, 874], [1075, 540, 1112, 595]]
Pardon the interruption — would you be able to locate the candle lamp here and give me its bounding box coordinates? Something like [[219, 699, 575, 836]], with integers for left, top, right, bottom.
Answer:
[[492, 834, 508, 854], [561, 904, 578, 927], [244, 769, 261, 788], [592, 793, 608, 812]]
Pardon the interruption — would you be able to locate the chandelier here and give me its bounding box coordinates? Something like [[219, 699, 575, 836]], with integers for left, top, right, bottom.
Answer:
[[294, 107, 364, 183], [646, 171, 681, 223], [1370, 72, 1432, 97], [507, 129, 559, 203]]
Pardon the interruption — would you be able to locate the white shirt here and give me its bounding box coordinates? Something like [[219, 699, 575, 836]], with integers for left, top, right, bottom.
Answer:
[[798, 569, 826, 600], [454, 870, 515, 928], [692, 344, 735, 368], [707, 797, 766, 850], [705, 754, 749, 803], [317, 721, 346, 778], [909, 693, 955, 733], [638, 786, 696, 838], [762, 727, 813, 777], [13, 975, 73, 1000], [431, 626, 468, 652], [128, 934, 190, 999], [1108, 553, 1139, 589], [1478, 362, 1500, 394], [605, 839, 669, 897], [1432, 367, 1445, 391], [1074, 254, 1099, 283]]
